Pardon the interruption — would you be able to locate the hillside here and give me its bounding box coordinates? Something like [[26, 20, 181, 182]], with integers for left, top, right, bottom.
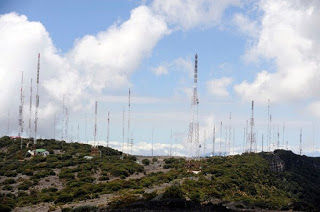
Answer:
[[0, 136, 319, 211]]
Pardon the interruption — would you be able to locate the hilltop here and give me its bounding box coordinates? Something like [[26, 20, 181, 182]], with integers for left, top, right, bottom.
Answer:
[[0, 136, 320, 211]]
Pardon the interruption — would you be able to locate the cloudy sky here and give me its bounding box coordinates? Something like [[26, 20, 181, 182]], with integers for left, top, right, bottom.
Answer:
[[1, 0, 320, 156]]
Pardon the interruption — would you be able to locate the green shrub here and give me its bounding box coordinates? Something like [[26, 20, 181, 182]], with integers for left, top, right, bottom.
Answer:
[[162, 184, 185, 199], [142, 159, 150, 166]]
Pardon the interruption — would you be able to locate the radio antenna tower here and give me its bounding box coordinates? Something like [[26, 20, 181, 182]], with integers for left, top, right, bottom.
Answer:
[[170, 129, 173, 156], [219, 121, 222, 155], [121, 108, 125, 153], [212, 125, 215, 156], [277, 127, 280, 149], [151, 128, 154, 157], [7, 110, 10, 136], [261, 134, 264, 152], [267, 99, 270, 152], [85, 113, 87, 144], [65, 108, 69, 142], [299, 129, 302, 155], [188, 54, 199, 157], [107, 111, 110, 147], [127, 89, 131, 152], [77, 122, 79, 142], [34, 54, 40, 145], [94, 101, 98, 147], [203, 129, 207, 156], [249, 100, 255, 152], [228, 113, 232, 155], [18, 71, 24, 149], [282, 123, 285, 149], [28, 78, 33, 138], [53, 114, 56, 140]]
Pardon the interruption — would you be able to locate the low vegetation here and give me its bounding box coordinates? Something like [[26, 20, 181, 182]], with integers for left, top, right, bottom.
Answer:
[[0, 136, 319, 211]]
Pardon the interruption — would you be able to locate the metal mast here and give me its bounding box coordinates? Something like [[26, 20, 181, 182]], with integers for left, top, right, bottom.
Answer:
[[267, 99, 270, 152], [77, 123, 79, 142], [282, 123, 285, 149], [277, 127, 280, 149], [228, 113, 232, 155], [34, 53, 40, 145], [127, 88, 131, 152], [203, 129, 207, 156], [107, 111, 110, 147], [170, 129, 173, 157], [65, 108, 69, 142], [18, 71, 24, 149], [212, 125, 215, 156], [299, 129, 302, 155], [188, 54, 199, 157], [220, 121, 222, 155], [7, 110, 10, 136], [94, 101, 98, 147], [122, 108, 125, 153], [151, 128, 154, 157], [53, 114, 56, 140], [249, 100, 255, 152], [28, 78, 33, 138], [261, 134, 264, 152]]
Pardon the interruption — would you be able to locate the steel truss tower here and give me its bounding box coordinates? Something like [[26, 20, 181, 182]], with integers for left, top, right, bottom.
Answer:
[[18, 71, 24, 149], [188, 54, 199, 158], [34, 54, 40, 145]]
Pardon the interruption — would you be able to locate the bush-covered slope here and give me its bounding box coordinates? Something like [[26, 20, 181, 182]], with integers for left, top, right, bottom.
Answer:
[[0, 136, 319, 211]]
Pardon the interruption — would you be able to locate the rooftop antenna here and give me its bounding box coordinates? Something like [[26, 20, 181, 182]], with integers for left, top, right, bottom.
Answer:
[[107, 111, 110, 147], [122, 108, 125, 153], [299, 129, 302, 155], [249, 100, 255, 152], [34, 53, 40, 145], [94, 101, 98, 147], [28, 78, 33, 138], [127, 88, 131, 152], [212, 124, 215, 156], [188, 54, 199, 157], [151, 128, 154, 157], [18, 71, 24, 149]]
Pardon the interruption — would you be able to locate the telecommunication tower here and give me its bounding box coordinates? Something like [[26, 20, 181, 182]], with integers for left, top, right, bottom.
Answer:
[[94, 101, 98, 146], [299, 129, 302, 155], [188, 54, 199, 157], [249, 100, 255, 152], [34, 53, 40, 145], [107, 111, 110, 147], [18, 71, 24, 149], [28, 78, 33, 138], [127, 89, 131, 152], [212, 125, 215, 156]]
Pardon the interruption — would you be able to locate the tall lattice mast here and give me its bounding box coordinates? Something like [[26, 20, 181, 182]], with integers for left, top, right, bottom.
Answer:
[[212, 124, 215, 156], [127, 89, 131, 152], [267, 99, 270, 152], [170, 129, 173, 157], [228, 113, 232, 155], [77, 123, 79, 142], [299, 129, 302, 155], [261, 134, 264, 152], [28, 78, 33, 138], [282, 123, 285, 149], [94, 101, 98, 147], [249, 100, 255, 152], [65, 108, 69, 142], [151, 128, 154, 157], [7, 110, 10, 136], [122, 108, 125, 153], [18, 71, 24, 149], [34, 53, 40, 145], [107, 111, 110, 147], [53, 114, 56, 140], [219, 121, 222, 155], [188, 54, 199, 157]]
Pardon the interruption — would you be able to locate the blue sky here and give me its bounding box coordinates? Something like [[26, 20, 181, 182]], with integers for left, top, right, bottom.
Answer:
[[1, 0, 320, 156]]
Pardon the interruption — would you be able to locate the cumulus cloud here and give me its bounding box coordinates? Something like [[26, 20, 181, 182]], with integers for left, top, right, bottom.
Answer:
[[152, 0, 240, 30], [152, 65, 168, 76], [234, 0, 320, 103], [207, 77, 233, 97]]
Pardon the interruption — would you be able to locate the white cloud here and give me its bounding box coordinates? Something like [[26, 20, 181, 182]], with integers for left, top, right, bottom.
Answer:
[[152, 65, 168, 76], [235, 0, 320, 103], [152, 0, 240, 30], [207, 77, 233, 97], [308, 101, 320, 118]]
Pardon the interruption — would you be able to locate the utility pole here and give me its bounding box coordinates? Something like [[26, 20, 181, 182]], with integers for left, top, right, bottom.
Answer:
[[18, 71, 24, 149], [34, 53, 40, 145], [107, 111, 110, 147]]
